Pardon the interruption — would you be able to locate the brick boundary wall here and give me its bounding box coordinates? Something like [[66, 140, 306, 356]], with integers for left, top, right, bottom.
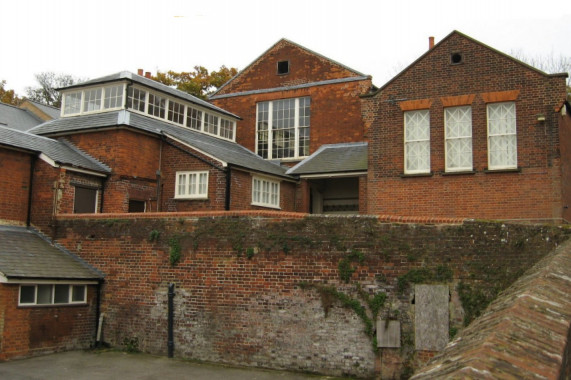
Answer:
[[51, 213, 570, 378], [411, 238, 571, 379]]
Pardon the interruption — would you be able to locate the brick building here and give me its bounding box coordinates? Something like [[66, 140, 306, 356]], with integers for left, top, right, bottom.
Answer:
[[0, 30, 570, 365], [28, 71, 297, 215], [361, 31, 571, 222], [209, 39, 373, 214]]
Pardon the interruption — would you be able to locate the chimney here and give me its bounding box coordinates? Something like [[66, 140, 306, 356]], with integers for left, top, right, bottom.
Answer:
[[429, 36, 435, 50], [137, 69, 143, 76], [145, 71, 151, 79]]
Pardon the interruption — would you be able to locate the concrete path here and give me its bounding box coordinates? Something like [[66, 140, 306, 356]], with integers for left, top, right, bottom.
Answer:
[[0, 351, 348, 380]]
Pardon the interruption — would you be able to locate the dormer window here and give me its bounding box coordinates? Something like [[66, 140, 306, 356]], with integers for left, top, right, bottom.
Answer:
[[62, 84, 124, 116], [277, 60, 289, 75]]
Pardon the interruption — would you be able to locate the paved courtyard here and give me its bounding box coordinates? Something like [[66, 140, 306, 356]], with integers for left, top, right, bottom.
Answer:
[[0, 351, 349, 380]]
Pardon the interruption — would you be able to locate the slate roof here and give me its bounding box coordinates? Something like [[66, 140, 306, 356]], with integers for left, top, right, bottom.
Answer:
[[31, 110, 291, 179], [0, 127, 111, 174], [286, 142, 367, 176], [63, 71, 240, 120], [0, 102, 43, 131], [0, 225, 102, 281]]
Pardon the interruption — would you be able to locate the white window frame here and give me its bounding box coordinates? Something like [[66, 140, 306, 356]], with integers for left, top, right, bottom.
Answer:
[[124, 86, 236, 142], [62, 91, 83, 116], [175, 171, 209, 199], [404, 109, 431, 174], [18, 284, 87, 306], [444, 106, 473, 172], [487, 102, 517, 170], [255, 97, 310, 160], [252, 176, 280, 209], [103, 84, 124, 110]]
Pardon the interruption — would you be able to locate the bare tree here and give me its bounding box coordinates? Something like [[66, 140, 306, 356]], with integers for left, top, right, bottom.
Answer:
[[510, 50, 571, 87], [25, 72, 85, 108]]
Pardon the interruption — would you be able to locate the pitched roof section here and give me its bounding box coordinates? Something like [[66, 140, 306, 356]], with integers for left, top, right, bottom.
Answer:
[[63, 71, 240, 120], [365, 30, 568, 96], [0, 127, 111, 174], [0, 102, 43, 131], [19, 100, 61, 121], [0, 225, 102, 281], [31, 110, 292, 179], [286, 142, 367, 176], [211, 38, 370, 97]]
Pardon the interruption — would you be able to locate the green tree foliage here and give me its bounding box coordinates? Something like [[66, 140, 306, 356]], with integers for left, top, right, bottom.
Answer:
[[152, 65, 238, 100], [0, 80, 22, 105], [25, 72, 83, 108]]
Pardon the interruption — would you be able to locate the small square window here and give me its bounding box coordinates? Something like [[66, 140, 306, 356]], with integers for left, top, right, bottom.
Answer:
[[128, 200, 146, 213], [277, 61, 289, 75], [54, 284, 70, 304], [20, 286, 35, 304], [72, 285, 86, 303], [37, 285, 53, 304]]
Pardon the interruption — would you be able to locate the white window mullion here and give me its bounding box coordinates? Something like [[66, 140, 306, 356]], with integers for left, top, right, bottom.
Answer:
[[294, 98, 300, 159], [268, 102, 274, 160]]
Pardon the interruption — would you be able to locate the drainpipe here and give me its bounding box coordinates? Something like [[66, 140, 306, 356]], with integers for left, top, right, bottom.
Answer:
[[225, 165, 231, 211], [26, 155, 37, 227], [156, 139, 163, 212], [167, 283, 175, 358], [95, 279, 104, 347]]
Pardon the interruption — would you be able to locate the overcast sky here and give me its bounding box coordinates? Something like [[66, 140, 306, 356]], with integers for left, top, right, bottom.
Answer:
[[2, 0, 569, 95]]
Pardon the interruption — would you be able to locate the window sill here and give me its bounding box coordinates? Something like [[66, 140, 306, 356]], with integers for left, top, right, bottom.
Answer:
[[400, 172, 433, 178], [174, 197, 209, 201], [484, 167, 521, 173], [251, 203, 281, 210], [442, 170, 476, 176], [18, 303, 88, 308]]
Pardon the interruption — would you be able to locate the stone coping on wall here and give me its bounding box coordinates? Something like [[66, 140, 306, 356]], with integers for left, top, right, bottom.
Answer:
[[56, 212, 466, 225], [411, 239, 571, 379]]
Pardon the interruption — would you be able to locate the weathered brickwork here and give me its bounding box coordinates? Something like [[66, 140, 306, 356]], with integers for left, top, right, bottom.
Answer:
[[213, 81, 371, 158], [362, 32, 570, 222], [53, 214, 570, 377], [66, 130, 161, 213], [0, 284, 98, 360], [211, 40, 372, 160], [0, 148, 32, 224], [214, 40, 366, 95]]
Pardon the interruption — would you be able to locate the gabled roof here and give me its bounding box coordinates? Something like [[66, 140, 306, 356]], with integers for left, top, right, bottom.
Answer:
[[31, 110, 292, 179], [210, 38, 369, 98], [62, 71, 240, 120], [0, 102, 43, 131], [286, 142, 367, 176], [20, 100, 61, 120], [365, 30, 569, 96], [0, 225, 102, 281], [0, 127, 111, 174]]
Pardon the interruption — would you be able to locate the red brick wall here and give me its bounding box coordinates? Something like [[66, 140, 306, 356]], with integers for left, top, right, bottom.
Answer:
[[215, 40, 366, 95], [51, 215, 570, 377], [0, 149, 32, 224], [0, 284, 97, 360], [66, 129, 161, 213], [363, 32, 568, 221], [213, 80, 371, 158]]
